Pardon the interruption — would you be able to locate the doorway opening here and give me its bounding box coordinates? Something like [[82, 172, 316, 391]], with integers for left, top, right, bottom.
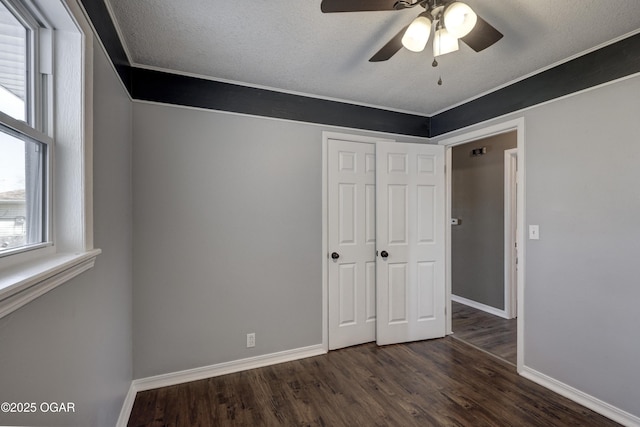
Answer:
[[441, 118, 525, 372]]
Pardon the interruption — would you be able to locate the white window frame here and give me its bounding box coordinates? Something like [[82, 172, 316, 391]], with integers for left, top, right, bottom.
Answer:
[[0, 0, 100, 318], [0, 0, 52, 256]]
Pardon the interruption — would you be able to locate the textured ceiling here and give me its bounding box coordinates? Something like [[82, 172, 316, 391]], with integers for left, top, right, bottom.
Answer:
[[105, 0, 640, 116]]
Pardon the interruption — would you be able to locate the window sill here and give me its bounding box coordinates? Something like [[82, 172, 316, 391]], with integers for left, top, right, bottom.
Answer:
[[0, 249, 101, 318]]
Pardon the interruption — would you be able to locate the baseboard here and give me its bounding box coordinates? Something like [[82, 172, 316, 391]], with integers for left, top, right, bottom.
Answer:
[[115, 382, 138, 427], [137, 344, 325, 393], [521, 366, 640, 427], [452, 294, 510, 319]]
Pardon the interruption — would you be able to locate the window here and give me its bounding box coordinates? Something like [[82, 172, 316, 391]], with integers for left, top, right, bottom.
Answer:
[[0, 0, 100, 318], [0, 0, 51, 256]]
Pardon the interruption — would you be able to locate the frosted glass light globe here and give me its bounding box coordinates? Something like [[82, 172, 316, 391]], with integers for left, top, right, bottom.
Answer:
[[433, 28, 459, 56], [444, 2, 477, 38], [402, 14, 432, 52]]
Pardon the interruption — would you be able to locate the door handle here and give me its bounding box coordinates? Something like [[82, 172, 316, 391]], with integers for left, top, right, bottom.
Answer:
[[331, 252, 340, 259], [380, 250, 389, 259]]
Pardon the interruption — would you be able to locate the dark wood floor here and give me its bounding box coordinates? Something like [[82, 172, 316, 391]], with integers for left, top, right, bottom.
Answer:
[[452, 300, 517, 365], [128, 337, 617, 427]]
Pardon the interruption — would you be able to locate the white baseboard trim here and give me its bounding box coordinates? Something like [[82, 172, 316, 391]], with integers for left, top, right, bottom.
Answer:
[[521, 366, 640, 427], [115, 382, 138, 427], [134, 344, 326, 392], [115, 343, 326, 425], [452, 294, 510, 319]]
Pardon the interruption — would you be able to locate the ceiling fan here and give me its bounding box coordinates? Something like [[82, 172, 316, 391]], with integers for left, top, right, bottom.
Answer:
[[320, 0, 503, 63]]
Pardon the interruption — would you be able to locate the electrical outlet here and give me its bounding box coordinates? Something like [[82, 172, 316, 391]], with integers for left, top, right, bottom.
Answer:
[[246, 333, 255, 348]]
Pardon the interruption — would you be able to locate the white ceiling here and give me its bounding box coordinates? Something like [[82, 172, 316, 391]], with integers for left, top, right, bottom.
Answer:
[[105, 0, 640, 116]]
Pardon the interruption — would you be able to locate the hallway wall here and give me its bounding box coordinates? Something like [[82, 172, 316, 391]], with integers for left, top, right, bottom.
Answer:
[[451, 132, 516, 310]]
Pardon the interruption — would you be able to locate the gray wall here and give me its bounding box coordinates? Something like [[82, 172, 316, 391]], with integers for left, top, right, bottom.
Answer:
[[132, 103, 428, 378], [437, 74, 640, 418], [0, 41, 133, 426], [451, 132, 516, 309]]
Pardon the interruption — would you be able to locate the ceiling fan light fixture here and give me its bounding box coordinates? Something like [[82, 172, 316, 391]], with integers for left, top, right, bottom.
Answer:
[[401, 13, 432, 52], [443, 2, 477, 39], [433, 27, 459, 56]]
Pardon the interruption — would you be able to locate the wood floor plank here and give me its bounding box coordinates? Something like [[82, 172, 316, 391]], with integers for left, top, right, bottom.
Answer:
[[452, 301, 517, 364], [128, 337, 619, 426]]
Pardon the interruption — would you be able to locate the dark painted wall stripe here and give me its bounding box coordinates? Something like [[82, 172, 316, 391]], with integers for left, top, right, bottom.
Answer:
[[131, 68, 431, 137], [79, 0, 430, 137], [80, 0, 640, 138], [431, 32, 640, 136], [81, 0, 132, 91]]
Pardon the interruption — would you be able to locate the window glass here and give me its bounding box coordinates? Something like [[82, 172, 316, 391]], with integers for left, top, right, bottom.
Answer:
[[0, 2, 27, 122], [0, 127, 44, 252]]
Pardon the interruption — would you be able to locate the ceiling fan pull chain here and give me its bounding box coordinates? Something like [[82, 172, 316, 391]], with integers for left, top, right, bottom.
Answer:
[[431, 56, 442, 86]]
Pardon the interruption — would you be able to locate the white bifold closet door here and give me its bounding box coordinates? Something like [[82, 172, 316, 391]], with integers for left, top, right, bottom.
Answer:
[[328, 139, 445, 350], [328, 138, 377, 350], [375, 142, 446, 345]]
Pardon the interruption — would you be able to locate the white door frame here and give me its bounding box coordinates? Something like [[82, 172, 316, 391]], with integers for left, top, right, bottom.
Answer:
[[322, 131, 394, 352], [504, 148, 518, 319], [439, 117, 525, 373]]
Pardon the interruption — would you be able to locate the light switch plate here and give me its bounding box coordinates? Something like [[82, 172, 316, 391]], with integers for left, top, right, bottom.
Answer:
[[529, 225, 540, 240]]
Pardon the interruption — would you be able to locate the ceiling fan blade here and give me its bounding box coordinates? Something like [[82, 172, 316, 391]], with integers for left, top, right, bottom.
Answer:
[[369, 25, 409, 62], [460, 15, 503, 52], [321, 0, 402, 13]]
